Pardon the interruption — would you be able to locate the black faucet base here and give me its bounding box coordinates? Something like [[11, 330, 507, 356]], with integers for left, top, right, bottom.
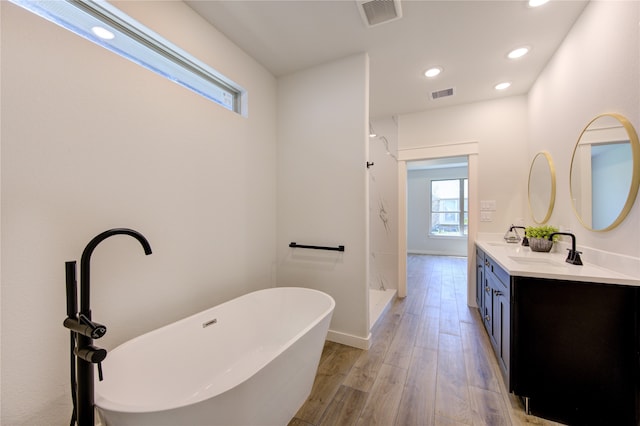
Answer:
[[548, 232, 583, 266], [565, 249, 583, 265]]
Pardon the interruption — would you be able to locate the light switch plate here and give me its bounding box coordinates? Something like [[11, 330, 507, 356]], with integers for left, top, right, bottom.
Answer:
[[480, 200, 496, 211]]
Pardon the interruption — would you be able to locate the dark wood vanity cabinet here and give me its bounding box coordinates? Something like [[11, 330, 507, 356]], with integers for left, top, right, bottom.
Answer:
[[476, 246, 640, 426]]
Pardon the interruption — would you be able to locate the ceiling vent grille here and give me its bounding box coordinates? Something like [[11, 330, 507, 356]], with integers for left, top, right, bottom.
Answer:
[[357, 0, 402, 28], [430, 87, 455, 100]]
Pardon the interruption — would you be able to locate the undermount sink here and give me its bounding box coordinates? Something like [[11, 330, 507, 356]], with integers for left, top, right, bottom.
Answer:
[[507, 256, 566, 269]]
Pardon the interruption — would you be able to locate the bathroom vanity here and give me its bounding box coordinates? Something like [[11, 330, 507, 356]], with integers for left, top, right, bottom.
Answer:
[[475, 241, 640, 425]]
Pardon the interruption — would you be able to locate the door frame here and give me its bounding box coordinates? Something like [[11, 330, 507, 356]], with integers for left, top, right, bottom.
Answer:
[[397, 141, 479, 305]]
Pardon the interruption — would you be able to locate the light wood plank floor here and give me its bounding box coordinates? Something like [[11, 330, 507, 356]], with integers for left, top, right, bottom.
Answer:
[[289, 255, 564, 426]]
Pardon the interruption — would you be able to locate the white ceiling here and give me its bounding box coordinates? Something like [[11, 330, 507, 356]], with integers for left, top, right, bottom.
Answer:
[[185, 0, 588, 120]]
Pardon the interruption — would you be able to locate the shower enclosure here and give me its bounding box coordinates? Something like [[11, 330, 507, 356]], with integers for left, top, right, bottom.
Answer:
[[368, 124, 398, 327]]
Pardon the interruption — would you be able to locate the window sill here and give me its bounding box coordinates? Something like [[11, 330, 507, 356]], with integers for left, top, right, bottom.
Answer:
[[428, 234, 468, 240]]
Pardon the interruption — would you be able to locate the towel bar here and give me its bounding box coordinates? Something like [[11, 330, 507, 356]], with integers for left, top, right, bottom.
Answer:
[[289, 242, 345, 252]]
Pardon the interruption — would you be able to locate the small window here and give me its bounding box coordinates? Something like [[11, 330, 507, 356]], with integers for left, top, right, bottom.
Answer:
[[430, 178, 468, 236], [10, 0, 244, 114]]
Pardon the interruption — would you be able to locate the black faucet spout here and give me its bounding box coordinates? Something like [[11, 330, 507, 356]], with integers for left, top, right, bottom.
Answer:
[[80, 228, 152, 314], [548, 232, 582, 265], [510, 226, 529, 246], [548, 232, 576, 251]]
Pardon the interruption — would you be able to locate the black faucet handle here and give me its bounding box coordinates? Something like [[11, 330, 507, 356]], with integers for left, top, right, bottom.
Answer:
[[75, 345, 107, 381], [79, 314, 107, 339], [63, 316, 107, 339], [75, 345, 107, 364], [75, 344, 107, 381]]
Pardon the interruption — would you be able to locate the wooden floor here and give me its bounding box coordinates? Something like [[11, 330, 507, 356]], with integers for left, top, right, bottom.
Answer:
[[289, 255, 564, 426]]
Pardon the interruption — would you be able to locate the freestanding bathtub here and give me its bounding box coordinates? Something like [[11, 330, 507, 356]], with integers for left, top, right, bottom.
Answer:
[[95, 287, 335, 426]]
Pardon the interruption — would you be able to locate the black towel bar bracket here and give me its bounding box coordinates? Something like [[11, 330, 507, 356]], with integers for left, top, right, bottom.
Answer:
[[289, 242, 345, 252]]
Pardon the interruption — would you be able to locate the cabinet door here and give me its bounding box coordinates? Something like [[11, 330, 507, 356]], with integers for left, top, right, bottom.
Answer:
[[493, 287, 510, 379], [484, 258, 511, 385], [482, 260, 493, 334], [512, 277, 637, 425], [485, 271, 500, 352], [476, 249, 485, 312]]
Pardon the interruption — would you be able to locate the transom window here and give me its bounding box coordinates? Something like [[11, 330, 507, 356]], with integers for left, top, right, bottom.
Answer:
[[430, 178, 468, 236], [9, 0, 245, 114]]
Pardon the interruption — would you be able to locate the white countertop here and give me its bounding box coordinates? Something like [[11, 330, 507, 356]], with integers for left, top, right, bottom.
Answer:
[[476, 240, 640, 287]]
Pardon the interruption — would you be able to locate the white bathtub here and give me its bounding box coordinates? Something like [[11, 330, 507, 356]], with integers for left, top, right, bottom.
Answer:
[[95, 287, 335, 426]]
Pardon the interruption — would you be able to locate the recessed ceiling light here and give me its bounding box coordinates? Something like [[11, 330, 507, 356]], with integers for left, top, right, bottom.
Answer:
[[91, 26, 115, 40], [424, 67, 443, 78], [495, 82, 512, 91], [507, 46, 530, 59], [528, 0, 549, 7]]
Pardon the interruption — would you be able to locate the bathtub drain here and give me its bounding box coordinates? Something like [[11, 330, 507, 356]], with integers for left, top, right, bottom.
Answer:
[[202, 318, 218, 328]]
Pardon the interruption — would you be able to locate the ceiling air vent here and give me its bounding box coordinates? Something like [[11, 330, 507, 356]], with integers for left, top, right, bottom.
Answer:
[[357, 0, 402, 28], [430, 87, 455, 100]]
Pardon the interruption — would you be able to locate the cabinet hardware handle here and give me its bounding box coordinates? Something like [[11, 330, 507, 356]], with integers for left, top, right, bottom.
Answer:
[[485, 286, 491, 293], [485, 315, 491, 321]]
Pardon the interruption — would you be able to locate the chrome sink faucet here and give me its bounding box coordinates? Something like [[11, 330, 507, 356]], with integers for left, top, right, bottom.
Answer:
[[548, 232, 583, 265]]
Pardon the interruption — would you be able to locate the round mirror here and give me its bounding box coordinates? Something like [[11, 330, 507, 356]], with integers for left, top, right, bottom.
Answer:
[[528, 151, 556, 224], [570, 113, 640, 231]]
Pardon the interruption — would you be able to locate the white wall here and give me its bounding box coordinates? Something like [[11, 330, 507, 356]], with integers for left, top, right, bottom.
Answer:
[[399, 96, 529, 234], [1, 1, 277, 424], [277, 54, 370, 348], [407, 166, 468, 256], [0, 2, 3, 420], [528, 0, 640, 262]]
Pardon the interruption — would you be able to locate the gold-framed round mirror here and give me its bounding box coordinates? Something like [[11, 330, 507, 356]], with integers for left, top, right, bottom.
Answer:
[[570, 113, 640, 231], [528, 151, 556, 224]]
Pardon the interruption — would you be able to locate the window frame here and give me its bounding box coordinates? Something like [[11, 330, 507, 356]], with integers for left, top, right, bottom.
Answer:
[[429, 177, 468, 237]]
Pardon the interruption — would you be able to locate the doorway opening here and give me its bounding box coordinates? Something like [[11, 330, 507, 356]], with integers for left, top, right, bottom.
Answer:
[[397, 142, 479, 306], [405, 157, 469, 306]]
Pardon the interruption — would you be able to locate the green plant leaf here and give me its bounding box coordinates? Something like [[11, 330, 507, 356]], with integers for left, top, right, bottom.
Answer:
[[524, 225, 559, 241]]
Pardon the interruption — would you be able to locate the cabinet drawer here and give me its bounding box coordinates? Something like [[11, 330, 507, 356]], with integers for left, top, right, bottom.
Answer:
[[485, 256, 509, 290]]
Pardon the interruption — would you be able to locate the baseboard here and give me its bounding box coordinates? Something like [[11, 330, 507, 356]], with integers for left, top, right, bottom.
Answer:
[[408, 249, 467, 257], [326, 329, 371, 350]]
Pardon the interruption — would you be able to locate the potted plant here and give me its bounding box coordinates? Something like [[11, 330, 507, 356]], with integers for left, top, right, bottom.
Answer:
[[525, 225, 559, 252]]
